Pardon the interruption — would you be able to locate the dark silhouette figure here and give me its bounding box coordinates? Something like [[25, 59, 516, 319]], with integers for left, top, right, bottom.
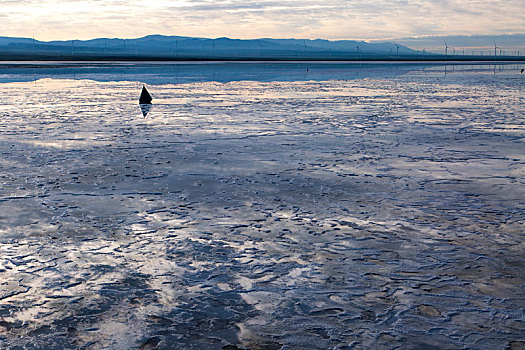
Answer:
[[139, 85, 152, 104], [521, 69, 524, 74]]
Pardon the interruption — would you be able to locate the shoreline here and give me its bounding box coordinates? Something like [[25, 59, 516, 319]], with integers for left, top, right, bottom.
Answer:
[[0, 59, 523, 69], [1, 56, 525, 63]]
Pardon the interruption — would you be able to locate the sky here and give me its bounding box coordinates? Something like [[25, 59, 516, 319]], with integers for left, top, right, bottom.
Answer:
[[1, 0, 524, 41]]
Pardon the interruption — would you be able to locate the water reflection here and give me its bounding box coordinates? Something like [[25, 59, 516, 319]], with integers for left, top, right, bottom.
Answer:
[[0, 62, 524, 350], [140, 103, 152, 117], [0, 61, 523, 85]]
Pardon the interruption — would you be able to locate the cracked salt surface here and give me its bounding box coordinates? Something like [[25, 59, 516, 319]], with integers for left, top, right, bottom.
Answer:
[[0, 62, 524, 349]]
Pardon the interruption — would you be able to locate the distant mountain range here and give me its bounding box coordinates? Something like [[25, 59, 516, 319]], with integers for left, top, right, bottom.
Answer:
[[0, 35, 420, 60], [0, 34, 523, 60], [374, 34, 525, 55]]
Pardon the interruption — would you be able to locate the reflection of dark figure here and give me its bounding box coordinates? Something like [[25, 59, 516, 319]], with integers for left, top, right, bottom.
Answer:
[[139, 85, 152, 104], [521, 69, 524, 74], [140, 104, 152, 117]]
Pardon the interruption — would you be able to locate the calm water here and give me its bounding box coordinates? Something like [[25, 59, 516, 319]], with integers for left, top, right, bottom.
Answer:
[[0, 62, 524, 349]]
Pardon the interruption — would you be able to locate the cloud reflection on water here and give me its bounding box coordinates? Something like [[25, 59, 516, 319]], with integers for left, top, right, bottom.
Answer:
[[0, 65, 524, 349]]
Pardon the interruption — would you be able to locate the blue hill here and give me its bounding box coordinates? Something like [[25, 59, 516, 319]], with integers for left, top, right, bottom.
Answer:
[[0, 35, 421, 60]]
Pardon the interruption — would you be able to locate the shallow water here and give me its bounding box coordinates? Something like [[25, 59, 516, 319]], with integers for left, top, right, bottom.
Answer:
[[0, 62, 524, 349]]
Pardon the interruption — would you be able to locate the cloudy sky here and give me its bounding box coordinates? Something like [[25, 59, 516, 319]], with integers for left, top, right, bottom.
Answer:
[[1, 0, 524, 41]]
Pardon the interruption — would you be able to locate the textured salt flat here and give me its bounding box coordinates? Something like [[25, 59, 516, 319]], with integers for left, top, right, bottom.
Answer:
[[0, 63, 524, 349]]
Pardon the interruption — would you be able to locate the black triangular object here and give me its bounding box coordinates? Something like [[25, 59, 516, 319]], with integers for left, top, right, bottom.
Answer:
[[139, 86, 152, 104]]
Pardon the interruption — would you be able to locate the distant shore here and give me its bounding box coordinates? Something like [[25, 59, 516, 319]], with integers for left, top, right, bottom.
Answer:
[[1, 56, 525, 63]]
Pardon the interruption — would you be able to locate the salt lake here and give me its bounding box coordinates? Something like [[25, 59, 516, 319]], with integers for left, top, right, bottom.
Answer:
[[0, 61, 524, 349]]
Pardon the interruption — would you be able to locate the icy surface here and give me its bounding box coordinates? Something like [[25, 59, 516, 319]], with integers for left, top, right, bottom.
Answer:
[[0, 63, 524, 349]]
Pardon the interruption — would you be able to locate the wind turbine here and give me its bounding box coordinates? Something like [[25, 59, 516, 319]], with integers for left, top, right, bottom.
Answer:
[[394, 42, 400, 57], [444, 40, 449, 56], [494, 41, 500, 57]]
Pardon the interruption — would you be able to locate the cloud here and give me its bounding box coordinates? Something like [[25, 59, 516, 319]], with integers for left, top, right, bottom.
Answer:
[[0, 0, 523, 40]]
